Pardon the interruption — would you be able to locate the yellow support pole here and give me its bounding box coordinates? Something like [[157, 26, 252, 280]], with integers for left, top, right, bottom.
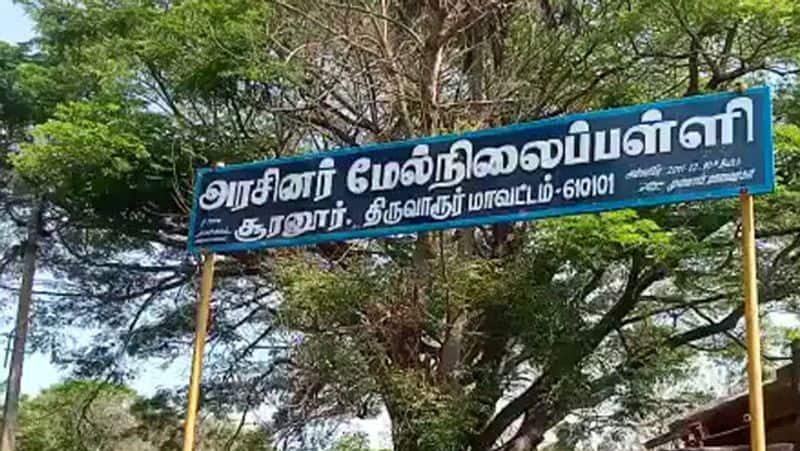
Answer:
[[182, 252, 216, 451], [740, 191, 766, 451]]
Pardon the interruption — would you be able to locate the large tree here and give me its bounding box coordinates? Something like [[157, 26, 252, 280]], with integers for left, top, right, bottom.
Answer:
[[7, 1, 800, 450]]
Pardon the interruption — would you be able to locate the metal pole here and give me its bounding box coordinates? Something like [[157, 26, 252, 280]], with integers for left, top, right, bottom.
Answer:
[[740, 191, 767, 451], [182, 252, 216, 451], [0, 202, 42, 451]]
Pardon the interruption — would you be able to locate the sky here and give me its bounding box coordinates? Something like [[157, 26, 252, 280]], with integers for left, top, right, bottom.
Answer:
[[0, 1, 34, 44]]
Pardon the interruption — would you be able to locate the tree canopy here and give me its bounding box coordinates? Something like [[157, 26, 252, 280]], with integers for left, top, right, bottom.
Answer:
[[14, 379, 272, 451]]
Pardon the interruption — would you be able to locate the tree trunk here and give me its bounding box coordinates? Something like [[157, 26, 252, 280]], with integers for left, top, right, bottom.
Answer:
[[504, 412, 547, 451], [0, 202, 42, 451]]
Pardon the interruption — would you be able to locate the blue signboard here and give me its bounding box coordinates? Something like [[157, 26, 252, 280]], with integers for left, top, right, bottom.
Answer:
[[188, 87, 774, 254]]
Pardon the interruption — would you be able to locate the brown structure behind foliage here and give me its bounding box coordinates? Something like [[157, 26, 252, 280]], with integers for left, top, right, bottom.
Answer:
[[646, 342, 800, 450]]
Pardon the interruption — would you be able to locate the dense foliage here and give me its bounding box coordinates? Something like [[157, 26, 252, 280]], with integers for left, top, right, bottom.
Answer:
[[14, 380, 271, 451]]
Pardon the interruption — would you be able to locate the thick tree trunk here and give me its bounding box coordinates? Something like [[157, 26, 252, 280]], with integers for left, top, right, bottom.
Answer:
[[0, 202, 42, 451], [508, 432, 545, 451], [503, 411, 548, 451]]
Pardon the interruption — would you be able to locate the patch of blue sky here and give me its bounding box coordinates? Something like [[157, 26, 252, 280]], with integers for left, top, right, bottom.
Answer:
[[0, 1, 35, 44]]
